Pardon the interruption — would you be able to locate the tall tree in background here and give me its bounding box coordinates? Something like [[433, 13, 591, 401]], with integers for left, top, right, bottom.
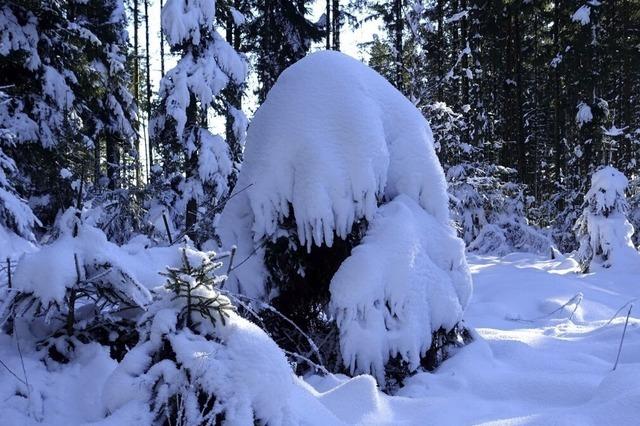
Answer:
[[366, 0, 640, 253], [247, 0, 323, 102], [219, 0, 249, 186], [151, 0, 246, 243]]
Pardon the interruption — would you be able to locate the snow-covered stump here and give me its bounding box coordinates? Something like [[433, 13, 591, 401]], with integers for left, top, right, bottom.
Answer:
[[219, 51, 473, 389], [574, 166, 640, 272]]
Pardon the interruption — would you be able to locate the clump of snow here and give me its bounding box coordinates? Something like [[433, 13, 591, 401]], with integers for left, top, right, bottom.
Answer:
[[330, 195, 471, 383], [219, 50, 451, 298], [576, 101, 593, 127], [161, 0, 215, 47], [8, 210, 151, 308], [574, 166, 640, 272], [572, 5, 591, 25]]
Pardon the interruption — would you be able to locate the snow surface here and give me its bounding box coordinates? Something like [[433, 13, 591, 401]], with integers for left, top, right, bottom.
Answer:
[[1, 253, 639, 424], [330, 195, 471, 383], [219, 50, 450, 299]]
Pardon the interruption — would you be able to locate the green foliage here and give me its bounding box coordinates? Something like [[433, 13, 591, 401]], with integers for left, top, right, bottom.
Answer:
[[160, 248, 235, 331]]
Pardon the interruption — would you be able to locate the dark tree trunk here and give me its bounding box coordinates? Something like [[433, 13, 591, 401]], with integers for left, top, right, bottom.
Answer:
[[332, 0, 340, 50]]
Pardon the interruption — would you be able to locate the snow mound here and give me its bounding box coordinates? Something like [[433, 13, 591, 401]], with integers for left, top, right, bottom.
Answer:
[[219, 50, 449, 297], [330, 195, 472, 383]]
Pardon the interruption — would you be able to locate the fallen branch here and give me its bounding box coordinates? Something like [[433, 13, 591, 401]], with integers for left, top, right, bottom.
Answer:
[[612, 304, 633, 371]]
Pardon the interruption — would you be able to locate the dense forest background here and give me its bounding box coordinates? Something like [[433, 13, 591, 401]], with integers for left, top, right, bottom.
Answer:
[[1, 0, 639, 253]]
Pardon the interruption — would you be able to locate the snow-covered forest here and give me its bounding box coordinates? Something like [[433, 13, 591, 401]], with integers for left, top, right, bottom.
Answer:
[[0, 0, 639, 424]]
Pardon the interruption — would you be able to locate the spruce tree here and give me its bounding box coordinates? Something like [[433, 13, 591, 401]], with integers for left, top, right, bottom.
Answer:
[[246, 0, 322, 102], [151, 0, 247, 244]]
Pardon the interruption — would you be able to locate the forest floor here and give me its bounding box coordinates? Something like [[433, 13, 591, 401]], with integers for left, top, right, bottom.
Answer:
[[0, 253, 639, 425]]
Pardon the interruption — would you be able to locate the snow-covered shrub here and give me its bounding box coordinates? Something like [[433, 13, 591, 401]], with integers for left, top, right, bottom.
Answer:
[[0, 209, 151, 361], [218, 51, 472, 388], [330, 195, 471, 386], [574, 166, 640, 272], [448, 163, 553, 256], [103, 247, 299, 425]]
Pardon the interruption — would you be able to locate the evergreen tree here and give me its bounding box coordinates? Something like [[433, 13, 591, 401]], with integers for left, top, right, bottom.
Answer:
[[574, 166, 639, 272], [151, 0, 247, 244], [246, 0, 323, 102]]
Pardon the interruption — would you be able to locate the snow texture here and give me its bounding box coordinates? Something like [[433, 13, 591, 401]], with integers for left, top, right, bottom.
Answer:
[[330, 195, 472, 383], [219, 51, 451, 299]]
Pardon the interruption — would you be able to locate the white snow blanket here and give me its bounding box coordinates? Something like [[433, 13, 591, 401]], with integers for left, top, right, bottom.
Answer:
[[1, 254, 639, 425]]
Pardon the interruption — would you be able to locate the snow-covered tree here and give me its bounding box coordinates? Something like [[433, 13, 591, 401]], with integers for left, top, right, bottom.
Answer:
[[150, 0, 246, 244], [574, 166, 640, 272], [219, 51, 472, 388], [102, 247, 300, 424], [0, 0, 140, 237], [0, 2, 76, 228], [0, 208, 151, 361], [448, 163, 553, 256], [246, 0, 322, 102]]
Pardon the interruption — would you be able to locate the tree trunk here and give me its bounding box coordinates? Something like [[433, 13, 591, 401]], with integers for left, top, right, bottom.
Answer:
[[326, 0, 331, 50], [393, 0, 403, 91], [332, 0, 340, 50], [185, 94, 199, 242], [144, 0, 152, 175], [133, 0, 141, 184]]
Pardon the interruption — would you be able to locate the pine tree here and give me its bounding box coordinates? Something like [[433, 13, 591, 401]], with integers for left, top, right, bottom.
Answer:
[[574, 166, 639, 272], [151, 0, 247, 244], [246, 0, 322, 102]]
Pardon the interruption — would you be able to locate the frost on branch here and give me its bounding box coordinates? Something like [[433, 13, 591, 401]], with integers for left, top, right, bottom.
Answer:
[[574, 166, 640, 272], [219, 51, 472, 387]]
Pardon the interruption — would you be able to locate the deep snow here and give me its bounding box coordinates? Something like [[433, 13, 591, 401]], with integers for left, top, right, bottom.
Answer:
[[0, 252, 638, 424]]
